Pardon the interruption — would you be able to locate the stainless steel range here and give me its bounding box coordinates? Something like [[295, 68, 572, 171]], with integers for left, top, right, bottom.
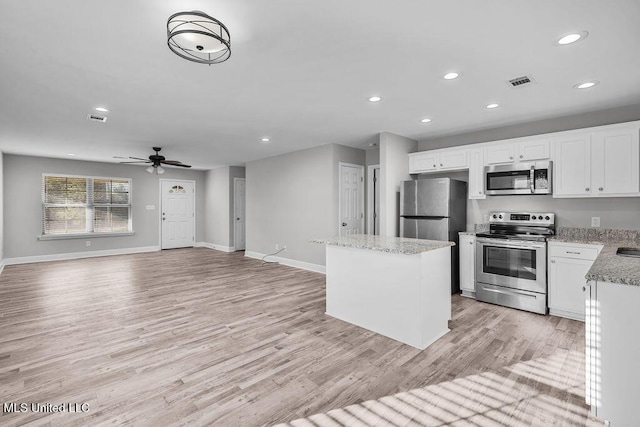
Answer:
[[475, 212, 555, 314]]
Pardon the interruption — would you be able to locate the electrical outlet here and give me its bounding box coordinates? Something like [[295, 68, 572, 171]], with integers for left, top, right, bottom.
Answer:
[[483, 214, 490, 223], [86, 241, 91, 247], [591, 217, 601, 227], [275, 243, 279, 250], [283, 245, 287, 251]]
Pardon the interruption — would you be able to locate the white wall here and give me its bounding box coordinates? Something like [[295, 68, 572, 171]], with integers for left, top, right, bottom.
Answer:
[[246, 143, 364, 268], [379, 132, 417, 237], [3, 154, 206, 259]]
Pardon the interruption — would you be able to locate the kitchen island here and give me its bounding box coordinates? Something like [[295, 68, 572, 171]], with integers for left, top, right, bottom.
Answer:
[[312, 234, 454, 350]]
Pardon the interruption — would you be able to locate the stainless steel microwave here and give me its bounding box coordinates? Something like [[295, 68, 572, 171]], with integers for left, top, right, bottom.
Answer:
[[485, 161, 552, 195]]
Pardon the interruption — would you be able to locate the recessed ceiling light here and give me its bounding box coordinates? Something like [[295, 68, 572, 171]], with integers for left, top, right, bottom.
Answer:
[[95, 107, 109, 112], [486, 103, 500, 109], [368, 96, 381, 102], [420, 118, 432, 123], [556, 31, 588, 46], [261, 137, 270, 142], [443, 72, 459, 80], [574, 81, 599, 89], [67, 153, 75, 156]]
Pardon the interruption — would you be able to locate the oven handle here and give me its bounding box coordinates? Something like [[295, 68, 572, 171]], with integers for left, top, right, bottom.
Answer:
[[476, 238, 546, 249], [530, 165, 535, 193]]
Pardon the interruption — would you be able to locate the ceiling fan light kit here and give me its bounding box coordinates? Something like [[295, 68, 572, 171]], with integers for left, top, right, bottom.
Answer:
[[167, 11, 231, 65]]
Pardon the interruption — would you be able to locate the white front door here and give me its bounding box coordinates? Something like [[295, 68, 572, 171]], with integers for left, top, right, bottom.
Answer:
[[233, 178, 246, 251], [161, 180, 195, 249], [339, 163, 364, 237]]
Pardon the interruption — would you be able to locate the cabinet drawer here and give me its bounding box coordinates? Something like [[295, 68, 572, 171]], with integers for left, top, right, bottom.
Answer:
[[548, 244, 600, 260]]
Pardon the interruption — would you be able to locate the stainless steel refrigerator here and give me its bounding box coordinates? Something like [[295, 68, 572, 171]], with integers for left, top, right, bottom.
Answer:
[[400, 178, 467, 293]]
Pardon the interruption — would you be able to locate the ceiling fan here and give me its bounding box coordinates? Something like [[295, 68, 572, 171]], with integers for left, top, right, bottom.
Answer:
[[118, 147, 191, 174]]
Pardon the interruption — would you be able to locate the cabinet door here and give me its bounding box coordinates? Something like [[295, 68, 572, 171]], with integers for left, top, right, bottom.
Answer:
[[517, 138, 550, 161], [459, 235, 475, 295], [439, 149, 468, 170], [553, 133, 591, 197], [468, 148, 485, 199], [548, 256, 593, 320], [591, 127, 640, 196], [409, 152, 438, 173], [485, 144, 515, 164]]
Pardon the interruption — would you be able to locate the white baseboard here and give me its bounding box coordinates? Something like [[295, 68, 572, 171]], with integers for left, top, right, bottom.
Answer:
[[195, 242, 236, 253], [244, 251, 326, 274], [0, 260, 5, 275], [3, 246, 161, 266]]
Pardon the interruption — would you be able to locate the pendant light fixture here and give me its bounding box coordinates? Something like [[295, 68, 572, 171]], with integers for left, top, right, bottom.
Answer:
[[167, 11, 231, 65]]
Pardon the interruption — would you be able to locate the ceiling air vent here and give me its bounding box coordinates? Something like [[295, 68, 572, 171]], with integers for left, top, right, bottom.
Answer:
[[87, 114, 107, 123], [507, 75, 535, 88]]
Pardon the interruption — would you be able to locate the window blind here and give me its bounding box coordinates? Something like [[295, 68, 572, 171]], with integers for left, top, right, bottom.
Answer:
[[42, 175, 132, 236]]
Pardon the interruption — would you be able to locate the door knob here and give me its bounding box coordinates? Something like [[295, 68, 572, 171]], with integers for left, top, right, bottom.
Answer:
[[342, 222, 347, 226], [237, 217, 240, 220]]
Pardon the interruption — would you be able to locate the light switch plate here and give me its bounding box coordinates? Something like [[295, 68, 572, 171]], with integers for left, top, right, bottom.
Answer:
[[146, 205, 155, 210], [591, 217, 601, 227]]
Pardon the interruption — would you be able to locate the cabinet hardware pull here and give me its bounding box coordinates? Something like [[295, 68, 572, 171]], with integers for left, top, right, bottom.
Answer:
[[509, 156, 513, 160], [550, 260, 555, 263], [519, 155, 523, 159], [585, 187, 590, 191], [566, 251, 581, 254], [599, 187, 603, 191], [440, 163, 443, 167]]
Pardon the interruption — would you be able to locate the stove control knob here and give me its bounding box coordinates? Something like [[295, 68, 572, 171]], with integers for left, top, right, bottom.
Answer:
[[532, 216, 537, 220], [492, 214, 497, 219], [545, 215, 550, 220], [498, 215, 503, 219]]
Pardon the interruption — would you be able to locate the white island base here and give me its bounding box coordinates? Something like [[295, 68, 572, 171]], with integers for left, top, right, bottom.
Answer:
[[325, 243, 452, 350]]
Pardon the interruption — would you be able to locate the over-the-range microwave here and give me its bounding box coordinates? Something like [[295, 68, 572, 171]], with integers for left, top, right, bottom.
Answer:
[[485, 161, 552, 195]]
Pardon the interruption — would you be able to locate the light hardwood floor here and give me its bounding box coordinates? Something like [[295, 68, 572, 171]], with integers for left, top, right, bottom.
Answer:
[[0, 248, 600, 426]]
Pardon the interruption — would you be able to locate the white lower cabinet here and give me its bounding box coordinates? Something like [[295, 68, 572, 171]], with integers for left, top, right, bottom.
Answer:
[[459, 234, 475, 298], [548, 242, 602, 321], [586, 280, 640, 425]]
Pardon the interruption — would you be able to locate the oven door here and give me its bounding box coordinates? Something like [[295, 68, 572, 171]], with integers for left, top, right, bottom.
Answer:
[[475, 238, 547, 293]]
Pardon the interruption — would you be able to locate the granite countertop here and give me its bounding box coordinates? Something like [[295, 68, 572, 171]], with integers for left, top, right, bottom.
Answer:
[[310, 234, 454, 255], [550, 227, 640, 287]]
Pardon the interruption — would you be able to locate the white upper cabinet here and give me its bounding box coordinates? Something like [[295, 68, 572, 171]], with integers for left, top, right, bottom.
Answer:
[[591, 128, 640, 196], [409, 152, 438, 173], [468, 148, 485, 199], [553, 133, 592, 197], [409, 149, 467, 173], [485, 143, 515, 164], [517, 138, 550, 161], [439, 149, 468, 170], [554, 126, 640, 198]]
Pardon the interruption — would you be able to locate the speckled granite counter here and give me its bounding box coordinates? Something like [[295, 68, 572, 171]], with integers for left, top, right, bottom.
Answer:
[[311, 234, 454, 255], [549, 227, 640, 287]]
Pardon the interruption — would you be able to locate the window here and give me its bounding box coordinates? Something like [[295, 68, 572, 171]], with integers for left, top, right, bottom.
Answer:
[[42, 174, 132, 236]]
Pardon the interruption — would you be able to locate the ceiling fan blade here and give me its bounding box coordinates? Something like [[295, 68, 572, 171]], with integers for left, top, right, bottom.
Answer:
[[161, 160, 192, 168], [129, 156, 149, 161], [120, 161, 151, 164]]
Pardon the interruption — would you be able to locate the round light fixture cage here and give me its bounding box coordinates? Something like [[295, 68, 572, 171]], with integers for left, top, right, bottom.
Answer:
[[167, 11, 231, 65]]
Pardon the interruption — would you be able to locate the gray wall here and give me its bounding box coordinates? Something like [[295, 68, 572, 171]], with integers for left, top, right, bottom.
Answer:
[[0, 151, 3, 261], [380, 132, 417, 237], [246, 143, 365, 267], [418, 103, 640, 151], [3, 154, 206, 258]]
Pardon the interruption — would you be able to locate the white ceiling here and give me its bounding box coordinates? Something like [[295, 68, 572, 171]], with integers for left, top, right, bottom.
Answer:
[[1, 0, 640, 170]]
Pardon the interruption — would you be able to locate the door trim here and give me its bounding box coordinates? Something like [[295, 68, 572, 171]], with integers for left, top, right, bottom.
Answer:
[[367, 164, 380, 235], [338, 162, 365, 236], [233, 177, 246, 251], [159, 179, 196, 249]]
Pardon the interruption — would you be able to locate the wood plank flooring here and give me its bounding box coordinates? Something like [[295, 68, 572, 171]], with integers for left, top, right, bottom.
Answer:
[[0, 248, 600, 426]]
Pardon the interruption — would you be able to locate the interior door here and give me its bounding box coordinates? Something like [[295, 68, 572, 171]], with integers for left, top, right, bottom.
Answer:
[[373, 167, 380, 235], [233, 178, 246, 251], [161, 180, 195, 249], [339, 163, 364, 237]]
